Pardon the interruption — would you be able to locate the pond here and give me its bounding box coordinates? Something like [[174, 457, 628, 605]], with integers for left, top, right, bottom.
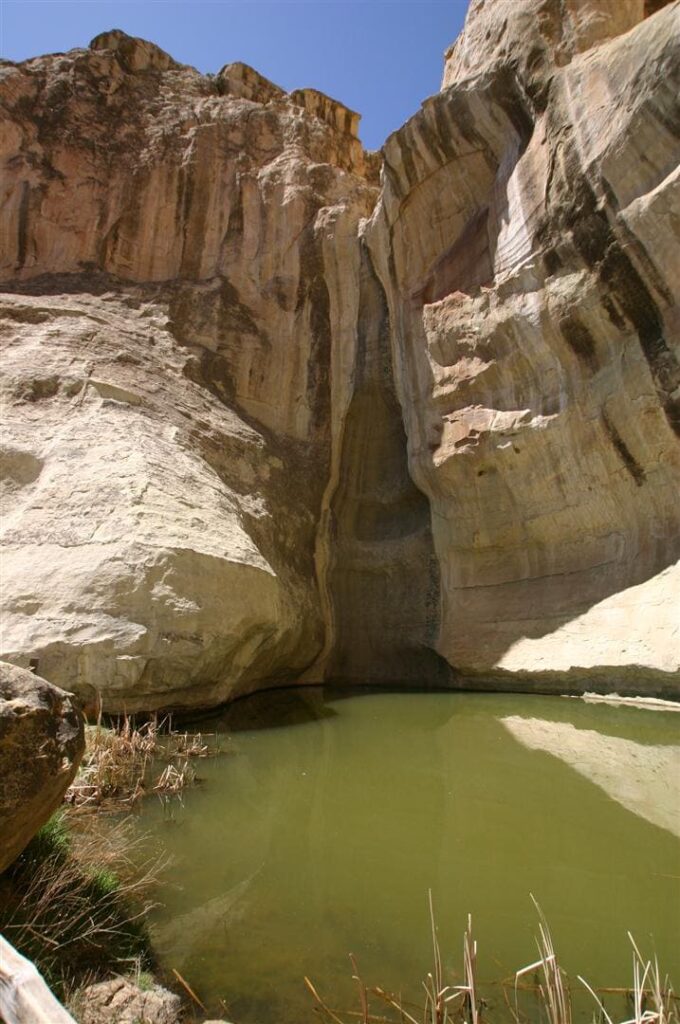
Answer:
[[134, 688, 680, 1023]]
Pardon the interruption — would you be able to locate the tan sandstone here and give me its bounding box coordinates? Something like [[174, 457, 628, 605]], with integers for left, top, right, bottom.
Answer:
[[366, 0, 680, 692], [1, 3, 679, 709], [0, 662, 84, 872], [0, 33, 377, 709]]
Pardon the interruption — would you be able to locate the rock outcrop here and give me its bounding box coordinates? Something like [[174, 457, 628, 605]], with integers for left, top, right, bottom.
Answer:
[[0, 34, 378, 708], [367, 0, 680, 690], [0, 662, 84, 872], [0, 2, 678, 708]]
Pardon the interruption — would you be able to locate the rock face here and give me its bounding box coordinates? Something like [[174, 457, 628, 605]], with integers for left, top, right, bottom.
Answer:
[[0, 34, 378, 708], [75, 977, 182, 1024], [0, 662, 84, 872], [0, 3, 678, 708], [367, 0, 680, 690]]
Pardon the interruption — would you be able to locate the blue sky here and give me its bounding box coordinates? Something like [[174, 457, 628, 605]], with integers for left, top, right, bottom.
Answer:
[[0, 1, 470, 150]]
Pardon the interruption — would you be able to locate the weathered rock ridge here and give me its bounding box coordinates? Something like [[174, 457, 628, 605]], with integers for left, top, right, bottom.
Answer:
[[0, 34, 379, 707], [0, 2, 678, 709]]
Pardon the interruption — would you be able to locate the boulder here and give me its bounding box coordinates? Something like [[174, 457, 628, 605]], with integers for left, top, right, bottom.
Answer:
[[75, 977, 182, 1024], [0, 662, 84, 873]]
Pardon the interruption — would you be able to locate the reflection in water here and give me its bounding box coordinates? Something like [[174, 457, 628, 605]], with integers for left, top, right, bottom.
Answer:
[[500, 716, 680, 838], [137, 690, 680, 1024]]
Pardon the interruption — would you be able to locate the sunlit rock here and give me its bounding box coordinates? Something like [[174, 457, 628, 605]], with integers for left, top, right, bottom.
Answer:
[[1, 1, 679, 707], [366, 0, 680, 690]]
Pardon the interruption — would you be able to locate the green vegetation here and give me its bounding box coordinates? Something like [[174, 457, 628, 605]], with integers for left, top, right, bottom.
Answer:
[[0, 810, 159, 999], [134, 969, 156, 992], [26, 807, 72, 861], [0, 714, 224, 1011], [0, 716, 223, 1011]]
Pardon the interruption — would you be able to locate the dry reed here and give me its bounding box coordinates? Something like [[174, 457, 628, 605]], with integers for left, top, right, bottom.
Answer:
[[578, 934, 677, 1024], [66, 708, 222, 808], [306, 898, 678, 1024], [514, 896, 571, 1024]]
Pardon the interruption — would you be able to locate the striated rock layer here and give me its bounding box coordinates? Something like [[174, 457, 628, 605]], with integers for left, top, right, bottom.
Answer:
[[367, 0, 680, 692], [0, 33, 379, 708], [0, 3, 679, 710]]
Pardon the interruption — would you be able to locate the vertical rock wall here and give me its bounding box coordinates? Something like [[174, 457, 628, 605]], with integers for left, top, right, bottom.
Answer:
[[0, 32, 380, 709], [367, 0, 680, 691], [323, 241, 448, 685], [1, 3, 679, 708]]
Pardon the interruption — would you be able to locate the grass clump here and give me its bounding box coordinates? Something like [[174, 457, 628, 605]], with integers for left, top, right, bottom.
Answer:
[[26, 808, 72, 862], [134, 969, 156, 992], [0, 709, 221, 1011], [87, 866, 121, 899], [67, 710, 221, 808], [0, 810, 161, 999]]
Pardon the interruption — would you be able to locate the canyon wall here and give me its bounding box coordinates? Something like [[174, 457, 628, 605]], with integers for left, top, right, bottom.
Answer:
[[0, 32, 379, 708], [367, 0, 680, 691], [0, 2, 678, 709]]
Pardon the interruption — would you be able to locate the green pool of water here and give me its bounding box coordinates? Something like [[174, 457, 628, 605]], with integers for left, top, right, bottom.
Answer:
[[135, 689, 680, 1023]]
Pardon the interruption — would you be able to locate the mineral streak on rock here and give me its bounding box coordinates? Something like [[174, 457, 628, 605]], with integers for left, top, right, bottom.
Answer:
[[0, 3, 678, 710]]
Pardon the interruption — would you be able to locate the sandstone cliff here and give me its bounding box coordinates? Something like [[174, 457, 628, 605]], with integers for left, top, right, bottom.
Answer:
[[367, 0, 680, 690], [0, 31, 378, 708], [1, 2, 678, 709]]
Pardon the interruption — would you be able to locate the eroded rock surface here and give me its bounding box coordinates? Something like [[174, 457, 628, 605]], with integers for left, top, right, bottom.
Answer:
[[1, 3, 679, 707], [367, 0, 680, 690], [0, 662, 84, 872], [75, 976, 182, 1024], [0, 33, 378, 708]]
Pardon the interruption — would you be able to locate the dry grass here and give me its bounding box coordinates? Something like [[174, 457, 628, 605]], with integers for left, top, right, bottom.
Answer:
[[0, 812, 163, 999], [306, 893, 480, 1024], [66, 709, 222, 808], [578, 934, 677, 1024], [306, 898, 678, 1024], [153, 761, 196, 795], [1, 709, 222, 1009], [514, 896, 571, 1024]]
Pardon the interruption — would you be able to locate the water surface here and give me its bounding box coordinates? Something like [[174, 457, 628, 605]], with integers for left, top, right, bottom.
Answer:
[[135, 689, 680, 1023]]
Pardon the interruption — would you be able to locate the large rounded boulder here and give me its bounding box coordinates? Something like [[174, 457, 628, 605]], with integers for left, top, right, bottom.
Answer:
[[0, 661, 84, 873]]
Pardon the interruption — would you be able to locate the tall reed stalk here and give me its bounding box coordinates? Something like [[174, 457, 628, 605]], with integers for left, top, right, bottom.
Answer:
[[306, 898, 678, 1024], [515, 896, 571, 1024], [578, 934, 677, 1024]]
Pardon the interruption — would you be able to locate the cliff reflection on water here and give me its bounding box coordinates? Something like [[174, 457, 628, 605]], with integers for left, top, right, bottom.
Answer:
[[134, 689, 680, 1023]]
